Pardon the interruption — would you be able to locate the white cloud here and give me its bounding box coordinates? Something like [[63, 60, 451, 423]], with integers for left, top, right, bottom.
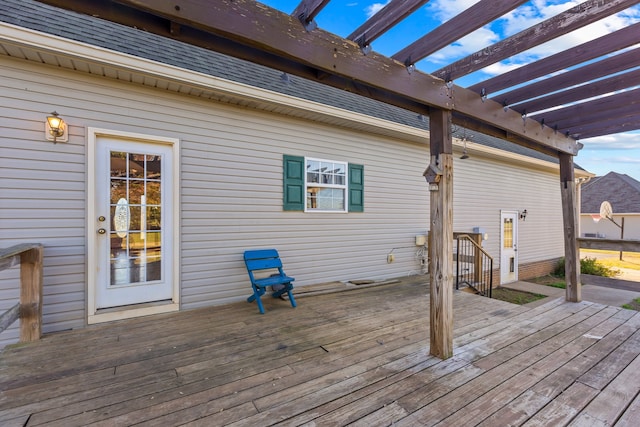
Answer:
[[365, 1, 391, 19], [576, 137, 640, 181], [502, 1, 582, 36], [423, 1, 640, 76], [581, 132, 640, 150], [428, 0, 482, 22], [427, 27, 499, 64]]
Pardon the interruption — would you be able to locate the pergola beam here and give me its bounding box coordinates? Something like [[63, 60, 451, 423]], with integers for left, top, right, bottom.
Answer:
[[36, 0, 579, 155]]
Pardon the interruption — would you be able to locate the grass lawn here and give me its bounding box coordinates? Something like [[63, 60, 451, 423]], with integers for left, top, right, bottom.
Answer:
[[581, 250, 640, 271], [491, 287, 546, 305], [492, 251, 640, 309], [622, 298, 640, 311], [529, 275, 566, 288]]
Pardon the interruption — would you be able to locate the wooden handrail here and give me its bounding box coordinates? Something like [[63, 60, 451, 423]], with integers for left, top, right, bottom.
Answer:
[[578, 238, 640, 252], [0, 243, 44, 342]]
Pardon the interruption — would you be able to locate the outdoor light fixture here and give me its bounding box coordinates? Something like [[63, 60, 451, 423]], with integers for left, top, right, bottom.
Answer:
[[520, 209, 528, 221], [460, 139, 469, 159], [280, 72, 291, 84], [45, 111, 67, 143]]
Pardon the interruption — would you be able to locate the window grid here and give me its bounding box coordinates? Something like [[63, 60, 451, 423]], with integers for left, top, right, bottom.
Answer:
[[305, 158, 347, 212]]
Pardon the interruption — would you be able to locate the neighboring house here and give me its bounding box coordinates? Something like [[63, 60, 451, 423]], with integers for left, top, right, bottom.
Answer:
[[0, 0, 591, 348], [580, 172, 640, 241]]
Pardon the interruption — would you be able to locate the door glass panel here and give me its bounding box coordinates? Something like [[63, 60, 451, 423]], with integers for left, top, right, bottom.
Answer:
[[128, 153, 145, 178], [147, 206, 161, 230], [129, 181, 145, 204], [503, 218, 513, 248], [110, 179, 127, 203], [109, 150, 162, 287], [146, 181, 161, 204]]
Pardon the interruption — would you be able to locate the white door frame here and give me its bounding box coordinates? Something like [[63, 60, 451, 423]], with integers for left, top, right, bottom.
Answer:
[[87, 128, 180, 324], [500, 210, 519, 284]]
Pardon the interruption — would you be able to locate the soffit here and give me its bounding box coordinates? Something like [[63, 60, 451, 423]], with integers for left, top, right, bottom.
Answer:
[[0, 25, 429, 144]]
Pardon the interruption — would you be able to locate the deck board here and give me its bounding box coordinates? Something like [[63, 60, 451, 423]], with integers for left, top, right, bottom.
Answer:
[[1, 275, 639, 426]]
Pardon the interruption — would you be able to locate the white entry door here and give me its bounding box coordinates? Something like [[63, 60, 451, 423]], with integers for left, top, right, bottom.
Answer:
[[500, 211, 519, 284], [90, 131, 177, 311]]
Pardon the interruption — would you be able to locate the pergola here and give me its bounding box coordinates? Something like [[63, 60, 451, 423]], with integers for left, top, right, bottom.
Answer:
[[37, 0, 640, 359]]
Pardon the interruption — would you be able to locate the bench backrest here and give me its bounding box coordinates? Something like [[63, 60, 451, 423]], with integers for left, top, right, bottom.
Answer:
[[244, 249, 284, 273]]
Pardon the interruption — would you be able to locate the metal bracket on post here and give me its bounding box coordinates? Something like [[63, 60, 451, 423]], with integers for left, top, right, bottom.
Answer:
[[296, 11, 317, 31]]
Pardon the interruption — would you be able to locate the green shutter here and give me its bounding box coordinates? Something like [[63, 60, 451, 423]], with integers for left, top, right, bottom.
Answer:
[[283, 155, 304, 211], [348, 163, 364, 212]]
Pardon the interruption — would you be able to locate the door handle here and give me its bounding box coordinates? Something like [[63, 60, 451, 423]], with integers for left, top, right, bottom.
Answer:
[[97, 228, 106, 235]]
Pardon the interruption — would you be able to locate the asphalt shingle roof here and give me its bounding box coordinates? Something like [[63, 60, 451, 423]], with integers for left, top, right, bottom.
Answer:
[[581, 172, 640, 214], [2, 0, 568, 166]]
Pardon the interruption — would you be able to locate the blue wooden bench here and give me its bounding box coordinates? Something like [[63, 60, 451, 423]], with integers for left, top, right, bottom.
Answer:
[[243, 249, 297, 314]]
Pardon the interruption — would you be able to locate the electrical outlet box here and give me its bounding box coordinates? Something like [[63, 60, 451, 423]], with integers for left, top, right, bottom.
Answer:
[[387, 254, 395, 263], [415, 235, 427, 246]]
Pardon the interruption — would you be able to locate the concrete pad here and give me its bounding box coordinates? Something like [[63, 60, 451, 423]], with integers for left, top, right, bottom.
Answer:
[[501, 280, 640, 309], [581, 285, 640, 307]]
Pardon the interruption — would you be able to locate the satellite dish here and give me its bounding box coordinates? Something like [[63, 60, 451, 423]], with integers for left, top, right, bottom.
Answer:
[[599, 201, 613, 219]]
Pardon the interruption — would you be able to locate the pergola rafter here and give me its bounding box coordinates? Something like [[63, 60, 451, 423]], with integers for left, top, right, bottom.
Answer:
[[496, 48, 640, 108], [541, 90, 640, 134], [292, 0, 329, 29], [515, 70, 640, 118], [469, 21, 640, 97], [347, 0, 429, 49], [432, 0, 637, 82], [391, 0, 529, 66], [568, 116, 640, 140]]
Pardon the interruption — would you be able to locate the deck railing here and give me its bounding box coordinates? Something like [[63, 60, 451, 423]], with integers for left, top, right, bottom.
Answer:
[[0, 243, 44, 342], [578, 237, 640, 253], [455, 234, 493, 297]]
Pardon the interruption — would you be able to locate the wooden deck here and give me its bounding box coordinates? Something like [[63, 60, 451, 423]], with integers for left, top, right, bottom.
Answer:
[[1, 275, 640, 426]]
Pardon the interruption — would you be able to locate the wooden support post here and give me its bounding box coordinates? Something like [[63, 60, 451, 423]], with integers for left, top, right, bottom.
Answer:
[[426, 108, 454, 359], [20, 246, 44, 342], [559, 153, 580, 302]]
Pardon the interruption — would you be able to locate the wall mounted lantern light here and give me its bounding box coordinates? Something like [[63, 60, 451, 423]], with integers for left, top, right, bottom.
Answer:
[[460, 138, 470, 159], [520, 209, 528, 221], [46, 111, 68, 143]]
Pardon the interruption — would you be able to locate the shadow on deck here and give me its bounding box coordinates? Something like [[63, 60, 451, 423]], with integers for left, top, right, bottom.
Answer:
[[1, 275, 640, 426]]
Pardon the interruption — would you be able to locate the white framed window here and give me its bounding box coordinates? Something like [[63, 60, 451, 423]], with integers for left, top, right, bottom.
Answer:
[[283, 154, 363, 213], [305, 158, 347, 212]]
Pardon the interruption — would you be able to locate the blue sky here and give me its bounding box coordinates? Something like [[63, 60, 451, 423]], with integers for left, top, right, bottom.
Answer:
[[259, 0, 640, 182]]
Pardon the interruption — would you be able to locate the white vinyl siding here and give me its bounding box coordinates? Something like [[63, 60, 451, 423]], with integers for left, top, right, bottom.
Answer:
[[580, 214, 640, 240], [453, 155, 565, 268], [1, 53, 567, 348]]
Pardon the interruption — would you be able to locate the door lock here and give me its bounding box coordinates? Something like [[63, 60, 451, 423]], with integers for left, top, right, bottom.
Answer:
[[98, 216, 106, 222], [97, 228, 106, 235]]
